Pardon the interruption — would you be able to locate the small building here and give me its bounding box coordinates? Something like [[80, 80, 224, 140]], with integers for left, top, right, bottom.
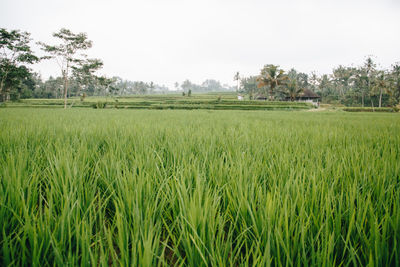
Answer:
[[297, 89, 320, 102], [285, 89, 320, 106], [254, 94, 267, 100], [237, 95, 244, 100]]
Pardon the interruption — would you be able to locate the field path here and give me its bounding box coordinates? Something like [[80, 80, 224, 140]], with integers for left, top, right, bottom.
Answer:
[[307, 107, 327, 112]]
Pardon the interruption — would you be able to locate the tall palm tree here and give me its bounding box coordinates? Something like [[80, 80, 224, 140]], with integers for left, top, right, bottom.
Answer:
[[234, 72, 240, 92], [285, 76, 303, 101], [364, 56, 377, 107], [373, 71, 388, 108], [387, 64, 400, 106], [257, 64, 288, 100]]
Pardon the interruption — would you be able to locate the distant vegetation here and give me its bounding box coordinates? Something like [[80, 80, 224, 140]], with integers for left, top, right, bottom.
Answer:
[[4, 93, 314, 111], [1, 28, 399, 109], [2, 26, 400, 267], [239, 60, 400, 108]]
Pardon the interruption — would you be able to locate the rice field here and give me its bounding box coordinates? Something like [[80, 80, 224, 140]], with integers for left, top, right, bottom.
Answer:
[[4, 94, 313, 111], [0, 108, 399, 266]]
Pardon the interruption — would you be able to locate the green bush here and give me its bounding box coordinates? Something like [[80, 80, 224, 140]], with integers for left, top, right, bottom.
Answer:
[[92, 101, 107, 109]]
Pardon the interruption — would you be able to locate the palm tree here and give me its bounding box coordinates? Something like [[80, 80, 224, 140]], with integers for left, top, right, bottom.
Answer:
[[234, 72, 240, 92], [149, 81, 155, 94], [257, 64, 288, 100], [364, 56, 377, 107], [285, 71, 303, 101], [387, 63, 400, 106], [373, 71, 388, 108]]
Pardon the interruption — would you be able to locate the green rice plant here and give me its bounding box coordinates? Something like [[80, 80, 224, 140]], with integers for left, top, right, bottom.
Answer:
[[0, 108, 399, 266]]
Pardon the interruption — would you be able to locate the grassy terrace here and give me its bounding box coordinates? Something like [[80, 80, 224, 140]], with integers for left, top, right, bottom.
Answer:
[[1, 108, 399, 266], [2, 93, 314, 111]]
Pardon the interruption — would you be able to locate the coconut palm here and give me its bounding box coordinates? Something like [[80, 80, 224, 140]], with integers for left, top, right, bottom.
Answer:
[[387, 63, 400, 106], [373, 71, 388, 108], [285, 71, 304, 101], [234, 71, 240, 92], [257, 64, 288, 100]]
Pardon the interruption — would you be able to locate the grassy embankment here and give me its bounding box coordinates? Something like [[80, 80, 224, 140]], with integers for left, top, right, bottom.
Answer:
[[2, 93, 314, 111]]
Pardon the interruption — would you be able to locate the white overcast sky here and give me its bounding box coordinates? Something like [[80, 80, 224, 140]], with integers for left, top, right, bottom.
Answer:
[[1, 0, 399, 88]]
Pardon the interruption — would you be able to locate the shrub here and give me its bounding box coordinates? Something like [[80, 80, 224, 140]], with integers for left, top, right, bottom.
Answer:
[[92, 101, 107, 109], [80, 93, 87, 102]]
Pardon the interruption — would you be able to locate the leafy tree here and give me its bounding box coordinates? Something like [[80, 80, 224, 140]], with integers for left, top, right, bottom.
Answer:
[[309, 71, 319, 93], [284, 69, 303, 101], [234, 71, 240, 92], [44, 76, 64, 98], [332, 65, 355, 100], [318, 74, 332, 96], [363, 56, 377, 107], [352, 68, 368, 107], [174, 82, 180, 91], [0, 28, 38, 101], [257, 64, 288, 100], [387, 63, 400, 106], [240, 76, 258, 100], [133, 81, 148, 94], [201, 79, 222, 92], [373, 71, 388, 108], [72, 58, 103, 97], [181, 79, 193, 93], [149, 82, 155, 94], [38, 28, 94, 108], [97, 76, 116, 97]]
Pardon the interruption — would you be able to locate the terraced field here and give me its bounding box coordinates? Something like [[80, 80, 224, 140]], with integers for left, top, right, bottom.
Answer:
[[2, 94, 314, 111]]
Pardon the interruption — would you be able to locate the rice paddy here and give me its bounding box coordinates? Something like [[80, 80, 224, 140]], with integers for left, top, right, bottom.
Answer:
[[0, 108, 399, 266], [4, 94, 313, 111]]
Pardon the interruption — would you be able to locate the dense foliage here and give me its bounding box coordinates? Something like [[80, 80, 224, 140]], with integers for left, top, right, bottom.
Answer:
[[2, 27, 399, 108], [240, 58, 400, 107], [0, 28, 38, 101]]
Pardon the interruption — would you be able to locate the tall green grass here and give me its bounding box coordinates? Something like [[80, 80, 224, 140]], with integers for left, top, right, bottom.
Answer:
[[0, 109, 399, 266]]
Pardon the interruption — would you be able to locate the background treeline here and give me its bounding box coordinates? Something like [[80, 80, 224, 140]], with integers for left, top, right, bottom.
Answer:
[[0, 27, 234, 103], [22, 76, 235, 100], [1, 27, 399, 107], [3, 73, 236, 100], [18, 75, 172, 99], [239, 58, 400, 107]]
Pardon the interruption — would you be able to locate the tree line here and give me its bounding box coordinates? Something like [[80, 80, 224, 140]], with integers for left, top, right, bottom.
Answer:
[[1, 27, 399, 108], [23, 75, 172, 99], [0, 27, 236, 106], [0, 28, 176, 106], [238, 58, 400, 107]]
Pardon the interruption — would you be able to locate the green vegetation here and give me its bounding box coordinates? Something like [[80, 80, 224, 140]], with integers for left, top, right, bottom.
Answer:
[[343, 107, 399, 112], [4, 94, 314, 111], [1, 108, 399, 266], [2, 27, 400, 109], [239, 59, 400, 107]]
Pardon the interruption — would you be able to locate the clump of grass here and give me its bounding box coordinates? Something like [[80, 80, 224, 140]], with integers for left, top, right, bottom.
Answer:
[[92, 101, 107, 109], [0, 108, 399, 266]]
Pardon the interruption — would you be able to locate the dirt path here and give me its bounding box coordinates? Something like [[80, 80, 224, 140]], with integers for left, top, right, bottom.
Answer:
[[307, 107, 327, 112]]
